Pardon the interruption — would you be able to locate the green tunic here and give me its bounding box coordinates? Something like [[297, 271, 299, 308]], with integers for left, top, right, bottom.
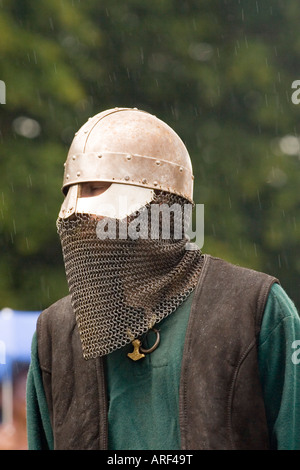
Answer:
[[26, 283, 300, 450]]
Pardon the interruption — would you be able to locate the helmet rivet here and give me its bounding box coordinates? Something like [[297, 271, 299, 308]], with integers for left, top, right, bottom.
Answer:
[[153, 181, 158, 186], [72, 155, 76, 160], [155, 160, 161, 166], [64, 162, 66, 167], [77, 171, 81, 177], [124, 175, 130, 181], [98, 154, 102, 158], [179, 167, 183, 172], [126, 154, 132, 160], [142, 178, 147, 184], [66, 174, 69, 179]]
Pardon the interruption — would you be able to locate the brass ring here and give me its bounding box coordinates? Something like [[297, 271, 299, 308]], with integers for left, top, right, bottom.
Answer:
[[140, 328, 160, 354]]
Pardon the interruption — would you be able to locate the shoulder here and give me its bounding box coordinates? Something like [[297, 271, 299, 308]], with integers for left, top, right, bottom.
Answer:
[[260, 283, 300, 345], [36, 295, 76, 370], [265, 283, 298, 318], [37, 295, 75, 335], [203, 254, 279, 288], [198, 254, 279, 329]]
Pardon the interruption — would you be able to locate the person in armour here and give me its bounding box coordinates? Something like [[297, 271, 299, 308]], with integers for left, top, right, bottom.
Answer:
[[26, 107, 300, 450]]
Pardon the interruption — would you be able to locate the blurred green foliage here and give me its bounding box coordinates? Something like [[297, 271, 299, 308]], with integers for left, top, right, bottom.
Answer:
[[0, 0, 299, 310]]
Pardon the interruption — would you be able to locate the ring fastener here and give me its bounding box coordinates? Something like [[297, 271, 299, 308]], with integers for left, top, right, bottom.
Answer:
[[139, 328, 160, 354]]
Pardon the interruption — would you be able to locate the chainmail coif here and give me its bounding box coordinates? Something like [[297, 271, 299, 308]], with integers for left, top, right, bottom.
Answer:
[[57, 191, 204, 360]]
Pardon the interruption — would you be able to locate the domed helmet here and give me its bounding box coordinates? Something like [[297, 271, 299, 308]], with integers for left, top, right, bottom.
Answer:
[[59, 107, 194, 220]]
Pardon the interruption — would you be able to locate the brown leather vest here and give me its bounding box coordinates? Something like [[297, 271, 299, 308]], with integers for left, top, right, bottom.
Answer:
[[37, 254, 278, 450]]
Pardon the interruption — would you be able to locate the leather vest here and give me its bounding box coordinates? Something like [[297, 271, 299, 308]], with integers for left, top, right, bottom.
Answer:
[[37, 254, 278, 450]]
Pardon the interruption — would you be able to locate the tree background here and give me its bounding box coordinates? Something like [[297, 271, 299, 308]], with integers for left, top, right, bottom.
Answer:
[[0, 0, 299, 311]]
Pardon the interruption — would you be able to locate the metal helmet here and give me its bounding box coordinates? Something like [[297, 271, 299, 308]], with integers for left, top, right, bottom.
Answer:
[[59, 107, 194, 219]]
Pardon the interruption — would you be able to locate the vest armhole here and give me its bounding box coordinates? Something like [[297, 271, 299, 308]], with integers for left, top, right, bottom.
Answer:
[[254, 279, 279, 337]]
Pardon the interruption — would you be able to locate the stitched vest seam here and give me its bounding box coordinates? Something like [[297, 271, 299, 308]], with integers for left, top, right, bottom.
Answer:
[[227, 338, 256, 450], [37, 313, 48, 373], [96, 358, 108, 450]]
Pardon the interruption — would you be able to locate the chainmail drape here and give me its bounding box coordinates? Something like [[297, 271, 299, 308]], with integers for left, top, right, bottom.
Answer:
[[57, 191, 204, 360]]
